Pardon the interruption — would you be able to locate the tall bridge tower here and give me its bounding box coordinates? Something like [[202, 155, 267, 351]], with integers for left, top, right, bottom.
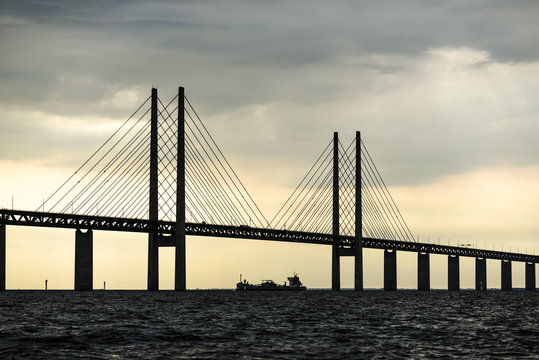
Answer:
[[0, 86, 536, 291]]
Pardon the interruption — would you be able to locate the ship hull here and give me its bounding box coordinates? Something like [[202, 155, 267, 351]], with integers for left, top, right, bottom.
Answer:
[[236, 273, 306, 291], [236, 284, 306, 291]]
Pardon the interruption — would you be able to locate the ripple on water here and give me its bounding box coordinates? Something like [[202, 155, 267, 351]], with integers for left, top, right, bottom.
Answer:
[[0, 290, 537, 359]]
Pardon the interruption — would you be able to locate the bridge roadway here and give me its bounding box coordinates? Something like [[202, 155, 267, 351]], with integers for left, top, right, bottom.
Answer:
[[1, 209, 537, 263]]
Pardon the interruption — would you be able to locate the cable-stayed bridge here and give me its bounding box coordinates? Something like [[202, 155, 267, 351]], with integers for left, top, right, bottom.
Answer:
[[0, 87, 537, 291]]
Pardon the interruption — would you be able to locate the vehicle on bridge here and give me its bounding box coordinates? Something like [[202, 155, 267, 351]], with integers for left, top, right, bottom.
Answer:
[[236, 273, 307, 291]]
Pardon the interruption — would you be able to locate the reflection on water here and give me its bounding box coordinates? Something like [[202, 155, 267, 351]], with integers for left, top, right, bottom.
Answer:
[[0, 290, 537, 358]]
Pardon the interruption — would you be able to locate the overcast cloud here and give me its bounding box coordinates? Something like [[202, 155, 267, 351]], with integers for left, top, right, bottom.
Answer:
[[1, 0, 539, 186], [2, 0, 539, 289]]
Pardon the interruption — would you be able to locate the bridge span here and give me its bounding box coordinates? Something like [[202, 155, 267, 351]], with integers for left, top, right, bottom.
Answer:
[[1, 87, 536, 291], [1, 209, 537, 291]]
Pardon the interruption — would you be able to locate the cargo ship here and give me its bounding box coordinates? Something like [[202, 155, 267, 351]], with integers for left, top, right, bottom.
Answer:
[[236, 273, 306, 291]]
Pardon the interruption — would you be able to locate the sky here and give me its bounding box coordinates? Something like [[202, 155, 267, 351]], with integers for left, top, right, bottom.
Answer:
[[1, 0, 538, 289]]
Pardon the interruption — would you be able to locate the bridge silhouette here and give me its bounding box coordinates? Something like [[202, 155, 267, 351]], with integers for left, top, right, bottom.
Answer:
[[0, 87, 537, 291]]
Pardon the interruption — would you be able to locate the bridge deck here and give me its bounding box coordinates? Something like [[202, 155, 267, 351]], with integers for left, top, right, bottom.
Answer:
[[1, 209, 537, 263]]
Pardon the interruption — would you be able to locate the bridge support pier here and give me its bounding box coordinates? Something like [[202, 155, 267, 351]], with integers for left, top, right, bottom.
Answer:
[[448, 255, 459, 291], [0, 223, 5, 291], [525, 262, 536, 291], [74, 229, 93, 291], [417, 252, 430, 291], [501, 260, 512, 291], [384, 249, 397, 291], [475, 257, 487, 291], [332, 244, 340, 291], [354, 242, 363, 291], [148, 235, 159, 291]]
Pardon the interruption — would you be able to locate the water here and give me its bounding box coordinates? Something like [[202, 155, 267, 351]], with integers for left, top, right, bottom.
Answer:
[[0, 290, 537, 359]]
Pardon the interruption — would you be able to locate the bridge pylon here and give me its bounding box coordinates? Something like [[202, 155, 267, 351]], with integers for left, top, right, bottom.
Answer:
[[354, 131, 363, 291], [147, 88, 159, 291], [1, 86, 537, 292], [332, 133, 340, 290], [332, 131, 364, 291], [175, 87, 186, 291], [146, 86, 187, 291]]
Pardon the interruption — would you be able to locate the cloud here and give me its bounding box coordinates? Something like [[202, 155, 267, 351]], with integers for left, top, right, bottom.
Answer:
[[197, 47, 539, 189], [2, 1, 539, 289], [392, 165, 539, 250], [1, 0, 538, 186]]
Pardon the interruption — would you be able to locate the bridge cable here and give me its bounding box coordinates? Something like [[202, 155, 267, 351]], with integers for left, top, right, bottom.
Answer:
[[183, 108, 255, 225], [184, 111, 257, 226], [277, 152, 332, 231], [185, 132, 247, 225], [337, 139, 395, 239], [185, 150, 234, 225], [361, 141, 414, 242], [185, 96, 269, 227], [360, 157, 402, 240], [269, 139, 332, 228], [286, 153, 334, 229], [302, 173, 333, 233], [271, 142, 332, 229], [69, 119, 151, 214], [361, 141, 415, 242], [39, 95, 151, 212], [49, 105, 151, 212], [64, 120, 150, 215], [356, 143, 404, 240], [185, 142, 246, 225], [185, 134, 246, 225], [296, 169, 333, 232]]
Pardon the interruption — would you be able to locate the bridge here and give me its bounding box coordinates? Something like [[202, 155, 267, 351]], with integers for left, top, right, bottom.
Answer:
[[1, 87, 537, 291]]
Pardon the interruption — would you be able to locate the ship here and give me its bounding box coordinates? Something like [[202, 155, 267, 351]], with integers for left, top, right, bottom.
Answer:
[[236, 273, 307, 291]]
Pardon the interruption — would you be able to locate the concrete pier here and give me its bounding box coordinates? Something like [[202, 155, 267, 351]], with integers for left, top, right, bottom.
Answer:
[[448, 255, 459, 291], [525, 262, 536, 291], [475, 257, 487, 291], [417, 252, 430, 291], [354, 239, 363, 291], [501, 260, 512, 291], [332, 244, 340, 291], [384, 249, 397, 291], [0, 223, 5, 291], [74, 229, 93, 291], [148, 234, 159, 290]]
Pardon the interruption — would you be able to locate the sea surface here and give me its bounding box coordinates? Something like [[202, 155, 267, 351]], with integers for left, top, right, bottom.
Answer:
[[0, 290, 537, 359]]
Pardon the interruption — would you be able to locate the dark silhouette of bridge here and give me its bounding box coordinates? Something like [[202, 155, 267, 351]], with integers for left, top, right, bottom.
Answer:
[[0, 87, 537, 291]]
